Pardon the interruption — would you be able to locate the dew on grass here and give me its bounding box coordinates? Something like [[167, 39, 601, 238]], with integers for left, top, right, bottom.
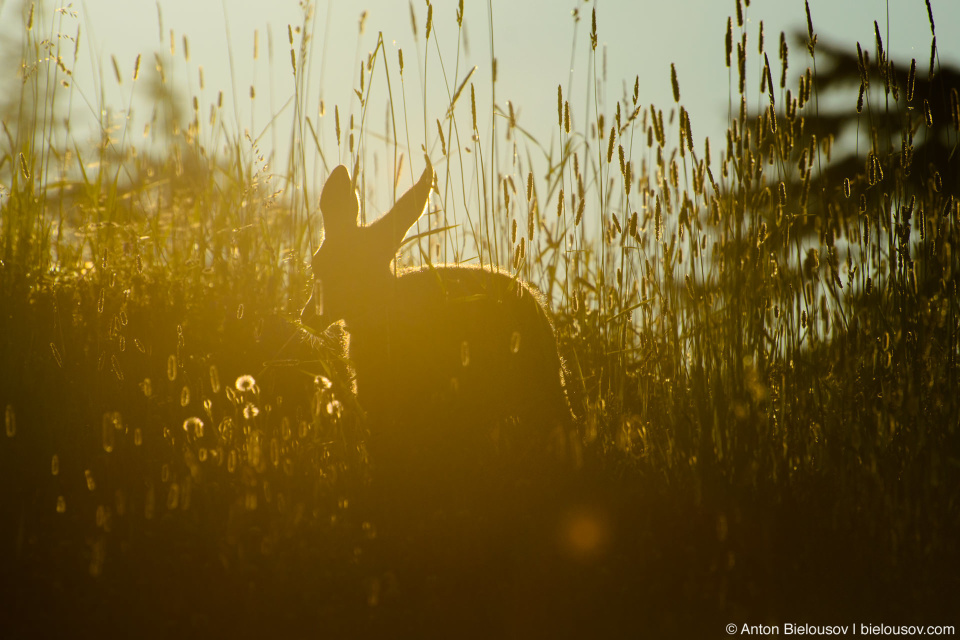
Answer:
[[84, 469, 96, 491], [248, 436, 262, 467], [141, 378, 152, 397], [102, 421, 115, 453], [270, 438, 280, 467], [367, 578, 381, 607], [209, 365, 221, 393], [51, 454, 59, 476], [4, 404, 14, 437], [167, 355, 177, 381], [56, 496, 66, 514], [134, 427, 142, 446], [166, 482, 180, 510], [144, 483, 155, 520], [180, 477, 192, 510], [50, 343, 62, 368], [102, 412, 122, 453], [115, 489, 126, 516], [180, 385, 190, 407], [461, 340, 470, 367], [89, 538, 105, 578], [219, 417, 234, 440], [510, 330, 522, 353]]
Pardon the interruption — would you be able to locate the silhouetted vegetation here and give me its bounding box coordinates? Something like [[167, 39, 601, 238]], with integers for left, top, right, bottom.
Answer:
[[1, 1, 958, 637]]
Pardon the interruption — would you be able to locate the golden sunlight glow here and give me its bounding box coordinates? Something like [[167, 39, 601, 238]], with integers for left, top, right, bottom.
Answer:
[[558, 507, 611, 561]]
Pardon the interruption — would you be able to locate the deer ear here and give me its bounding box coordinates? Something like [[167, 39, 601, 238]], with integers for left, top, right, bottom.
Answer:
[[320, 165, 359, 236], [367, 157, 434, 256]]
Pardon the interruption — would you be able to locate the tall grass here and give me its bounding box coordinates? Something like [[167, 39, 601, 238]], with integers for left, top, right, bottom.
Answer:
[[1, 0, 958, 635]]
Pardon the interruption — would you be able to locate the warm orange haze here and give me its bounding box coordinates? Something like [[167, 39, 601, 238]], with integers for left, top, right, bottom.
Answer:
[[1, 0, 958, 637]]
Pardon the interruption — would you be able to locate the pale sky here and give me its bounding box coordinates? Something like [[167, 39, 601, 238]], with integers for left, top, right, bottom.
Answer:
[[2, 0, 956, 203]]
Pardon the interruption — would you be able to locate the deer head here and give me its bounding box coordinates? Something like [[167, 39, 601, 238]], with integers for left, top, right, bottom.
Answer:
[[301, 158, 434, 333]]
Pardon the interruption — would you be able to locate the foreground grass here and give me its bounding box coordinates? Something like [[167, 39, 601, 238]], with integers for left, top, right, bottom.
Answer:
[[1, 0, 958, 636]]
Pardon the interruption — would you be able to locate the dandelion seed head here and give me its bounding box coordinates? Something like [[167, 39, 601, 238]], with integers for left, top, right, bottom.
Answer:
[[183, 416, 204, 438], [236, 374, 257, 392]]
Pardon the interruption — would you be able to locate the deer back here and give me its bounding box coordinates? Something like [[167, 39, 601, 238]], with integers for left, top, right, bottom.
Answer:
[[347, 265, 570, 428]]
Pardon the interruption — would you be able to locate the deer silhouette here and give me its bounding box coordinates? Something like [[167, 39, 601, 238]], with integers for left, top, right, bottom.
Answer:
[[301, 159, 574, 478]]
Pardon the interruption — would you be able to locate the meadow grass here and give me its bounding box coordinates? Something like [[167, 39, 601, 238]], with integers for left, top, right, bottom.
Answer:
[[1, 0, 958, 636]]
